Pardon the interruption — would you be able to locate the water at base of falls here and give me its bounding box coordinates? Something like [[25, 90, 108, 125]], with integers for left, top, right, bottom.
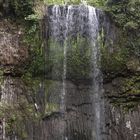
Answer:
[[46, 4, 105, 140]]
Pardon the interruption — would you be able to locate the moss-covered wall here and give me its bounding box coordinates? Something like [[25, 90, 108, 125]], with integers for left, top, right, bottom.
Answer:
[[101, 2, 140, 110]]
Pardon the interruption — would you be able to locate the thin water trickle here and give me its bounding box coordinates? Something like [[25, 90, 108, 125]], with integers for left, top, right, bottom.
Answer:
[[88, 6, 104, 140], [50, 5, 65, 112], [61, 6, 72, 113]]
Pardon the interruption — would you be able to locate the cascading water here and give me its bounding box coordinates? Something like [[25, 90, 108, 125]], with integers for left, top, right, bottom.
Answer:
[[61, 6, 73, 113], [49, 5, 73, 113], [46, 4, 105, 140], [88, 7, 105, 140]]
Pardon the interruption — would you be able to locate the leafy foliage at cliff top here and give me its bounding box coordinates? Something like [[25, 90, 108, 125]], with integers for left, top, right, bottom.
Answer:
[[107, 0, 140, 31], [46, 0, 107, 6], [105, 0, 140, 60], [1, 0, 139, 31], [0, 0, 34, 19]]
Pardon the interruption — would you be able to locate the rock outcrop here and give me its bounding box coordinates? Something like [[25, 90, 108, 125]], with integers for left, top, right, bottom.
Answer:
[[0, 20, 28, 75]]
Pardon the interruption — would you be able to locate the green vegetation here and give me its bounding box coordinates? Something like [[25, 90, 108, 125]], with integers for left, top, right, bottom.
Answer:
[[45, 0, 107, 6], [97, 0, 140, 110], [98, 0, 140, 74], [67, 37, 92, 80], [23, 21, 45, 77], [45, 39, 64, 79], [99, 28, 128, 73], [0, 0, 34, 19], [46, 37, 92, 80], [107, 0, 140, 31]]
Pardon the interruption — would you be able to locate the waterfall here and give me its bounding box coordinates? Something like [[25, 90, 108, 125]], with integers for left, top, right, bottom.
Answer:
[[46, 4, 105, 140]]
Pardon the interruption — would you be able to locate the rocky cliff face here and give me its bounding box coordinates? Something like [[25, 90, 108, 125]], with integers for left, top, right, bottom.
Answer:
[[0, 20, 28, 76], [0, 19, 30, 139], [102, 11, 140, 140], [0, 5, 140, 140], [102, 14, 140, 112]]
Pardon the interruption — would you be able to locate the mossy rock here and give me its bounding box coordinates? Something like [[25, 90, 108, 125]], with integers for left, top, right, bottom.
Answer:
[[106, 75, 140, 111]]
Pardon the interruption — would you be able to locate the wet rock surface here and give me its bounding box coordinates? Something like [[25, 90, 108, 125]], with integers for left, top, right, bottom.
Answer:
[[42, 80, 140, 140], [105, 104, 140, 140], [0, 76, 140, 140]]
